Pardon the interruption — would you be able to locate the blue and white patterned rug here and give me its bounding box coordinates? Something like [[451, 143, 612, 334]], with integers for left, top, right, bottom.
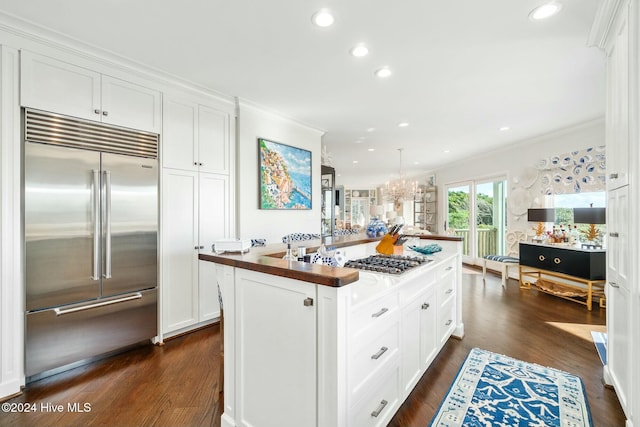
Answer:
[[430, 348, 593, 427]]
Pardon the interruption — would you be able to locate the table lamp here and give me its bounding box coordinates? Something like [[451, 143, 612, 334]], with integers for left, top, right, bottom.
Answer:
[[573, 207, 606, 244], [527, 208, 555, 241]]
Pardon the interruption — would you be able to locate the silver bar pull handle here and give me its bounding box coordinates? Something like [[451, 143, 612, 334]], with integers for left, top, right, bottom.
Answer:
[[371, 346, 388, 360], [54, 293, 142, 316], [422, 303, 430, 310], [445, 319, 453, 326], [446, 289, 453, 294], [445, 266, 453, 271], [92, 170, 100, 280], [371, 307, 388, 318], [371, 400, 388, 418], [610, 232, 619, 238], [609, 172, 619, 179], [104, 171, 112, 279], [610, 282, 619, 288]]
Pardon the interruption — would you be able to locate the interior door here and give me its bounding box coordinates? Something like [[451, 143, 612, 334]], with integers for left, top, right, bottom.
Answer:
[[25, 142, 101, 311], [101, 152, 158, 297]]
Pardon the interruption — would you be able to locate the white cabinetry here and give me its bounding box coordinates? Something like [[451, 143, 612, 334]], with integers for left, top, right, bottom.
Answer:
[[161, 169, 229, 335], [606, 186, 631, 412], [593, 0, 638, 424], [401, 281, 437, 396], [162, 96, 230, 174], [437, 258, 457, 345], [20, 50, 161, 133], [216, 240, 463, 427], [234, 269, 317, 427], [160, 94, 233, 337]]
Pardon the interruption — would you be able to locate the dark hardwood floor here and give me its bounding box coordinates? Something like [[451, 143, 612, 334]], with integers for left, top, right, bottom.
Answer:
[[1, 268, 625, 427]]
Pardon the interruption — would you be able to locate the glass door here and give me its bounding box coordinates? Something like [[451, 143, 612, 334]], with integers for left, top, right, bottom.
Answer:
[[446, 183, 472, 257], [475, 179, 507, 258]]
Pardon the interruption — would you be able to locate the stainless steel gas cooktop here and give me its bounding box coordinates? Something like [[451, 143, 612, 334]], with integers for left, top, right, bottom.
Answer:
[[344, 254, 430, 275]]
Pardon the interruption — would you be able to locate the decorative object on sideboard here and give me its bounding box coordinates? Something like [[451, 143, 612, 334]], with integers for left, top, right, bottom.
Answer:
[[527, 208, 555, 242], [573, 206, 606, 248]]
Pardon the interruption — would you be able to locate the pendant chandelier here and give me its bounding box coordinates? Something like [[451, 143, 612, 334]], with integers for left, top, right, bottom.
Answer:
[[383, 148, 420, 203]]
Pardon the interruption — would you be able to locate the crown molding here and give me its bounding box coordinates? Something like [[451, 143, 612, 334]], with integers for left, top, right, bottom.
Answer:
[[588, 0, 625, 49]]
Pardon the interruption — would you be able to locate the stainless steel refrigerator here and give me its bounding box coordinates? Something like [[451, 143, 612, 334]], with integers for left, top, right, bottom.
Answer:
[[24, 109, 158, 378]]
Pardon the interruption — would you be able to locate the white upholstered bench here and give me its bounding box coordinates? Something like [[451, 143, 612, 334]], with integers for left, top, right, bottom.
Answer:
[[482, 255, 519, 287]]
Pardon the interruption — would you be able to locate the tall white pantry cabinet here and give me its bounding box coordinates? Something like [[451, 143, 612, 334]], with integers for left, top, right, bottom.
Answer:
[[161, 95, 235, 337], [591, 1, 639, 426]]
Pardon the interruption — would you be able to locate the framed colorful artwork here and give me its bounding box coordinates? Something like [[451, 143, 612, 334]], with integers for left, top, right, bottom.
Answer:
[[259, 138, 312, 209]]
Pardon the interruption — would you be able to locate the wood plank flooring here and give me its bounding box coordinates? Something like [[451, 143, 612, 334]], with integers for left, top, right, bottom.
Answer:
[[1, 269, 625, 427]]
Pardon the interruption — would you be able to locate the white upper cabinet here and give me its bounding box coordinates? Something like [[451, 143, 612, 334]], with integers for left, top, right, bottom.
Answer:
[[20, 50, 161, 133], [605, 6, 630, 190], [162, 95, 231, 174]]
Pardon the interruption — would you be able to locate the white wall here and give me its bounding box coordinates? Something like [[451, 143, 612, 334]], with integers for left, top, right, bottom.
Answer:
[[434, 119, 605, 238], [236, 100, 324, 245]]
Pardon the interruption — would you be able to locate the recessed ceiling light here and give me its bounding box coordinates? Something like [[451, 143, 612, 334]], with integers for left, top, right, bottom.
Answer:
[[354, 140, 363, 144], [444, 149, 450, 153], [350, 44, 369, 57], [398, 122, 409, 127], [352, 160, 359, 164], [312, 9, 334, 27], [374, 67, 392, 78], [367, 127, 376, 132], [367, 148, 375, 152], [500, 126, 511, 131], [413, 161, 419, 165], [529, 2, 562, 20]]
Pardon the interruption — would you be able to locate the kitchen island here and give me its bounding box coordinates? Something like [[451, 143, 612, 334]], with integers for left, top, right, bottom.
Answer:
[[199, 234, 463, 427]]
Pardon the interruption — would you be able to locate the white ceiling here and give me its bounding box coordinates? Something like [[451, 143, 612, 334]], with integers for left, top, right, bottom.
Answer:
[[0, 0, 604, 187]]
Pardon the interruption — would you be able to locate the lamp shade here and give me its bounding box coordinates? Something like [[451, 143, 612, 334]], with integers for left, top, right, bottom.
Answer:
[[573, 207, 606, 224], [527, 208, 554, 222], [370, 205, 384, 217]]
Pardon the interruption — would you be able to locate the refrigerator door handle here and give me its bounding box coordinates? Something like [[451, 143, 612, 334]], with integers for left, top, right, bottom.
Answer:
[[92, 169, 100, 280], [53, 292, 143, 316], [104, 170, 112, 279]]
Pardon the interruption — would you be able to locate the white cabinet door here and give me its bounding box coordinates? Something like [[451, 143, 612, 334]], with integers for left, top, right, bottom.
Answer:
[[21, 50, 100, 121], [161, 169, 199, 332], [607, 186, 629, 292], [162, 97, 197, 170], [235, 269, 316, 427], [400, 285, 437, 397], [198, 104, 230, 174], [101, 75, 161, 133], [606, 5, 630, 190], [608, 283, 631, 411], [162, 96, 231, 173], [198, 260, 220, 321], [606, 186, 631, 410], [21, 50, 160, 133], [198, 173, 229, 248]]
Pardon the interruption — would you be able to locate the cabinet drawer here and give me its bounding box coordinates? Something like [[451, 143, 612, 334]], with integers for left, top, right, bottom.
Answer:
[[436, 257, 456, 277], [437, 272, 456, 302], [438, 297, 456, 344], [350, 320, 400, 401], [350, 291, 399, 339], [350, 362, 400, 427], [399, 271, 436, 304]]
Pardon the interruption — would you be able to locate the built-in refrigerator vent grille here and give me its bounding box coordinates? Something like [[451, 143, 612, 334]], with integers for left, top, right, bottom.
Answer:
[[25, 109, 158, 158]]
